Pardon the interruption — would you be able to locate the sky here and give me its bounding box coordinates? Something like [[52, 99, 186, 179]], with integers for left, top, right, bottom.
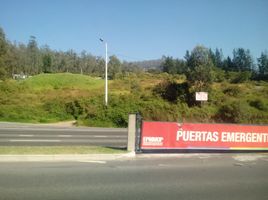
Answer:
[[0, 0, 267, 61]]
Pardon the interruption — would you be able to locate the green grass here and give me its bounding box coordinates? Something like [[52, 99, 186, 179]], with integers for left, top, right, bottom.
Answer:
[[23, 73, 104, 90], [0, 146, 126, 154], [0, 73, 105, 123]]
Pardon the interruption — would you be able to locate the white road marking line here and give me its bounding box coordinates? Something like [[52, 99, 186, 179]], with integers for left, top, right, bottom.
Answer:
[[19, 134, 34, 137], [158, 164, 171, 167], [58, 135, 73, 137], [9, 139, 61, 142], [93, 135, 108, 138], [78, 160, 107, 164], [233, 155, 266, 162]]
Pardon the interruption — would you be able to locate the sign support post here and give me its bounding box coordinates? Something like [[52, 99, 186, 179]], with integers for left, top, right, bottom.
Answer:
[[127, 113, 142, 153], [135, 113, 142, 153], [127, 114, 136, 152]]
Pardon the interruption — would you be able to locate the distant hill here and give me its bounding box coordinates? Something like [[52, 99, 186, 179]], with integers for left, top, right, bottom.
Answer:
[[130, 58, 164, 70]]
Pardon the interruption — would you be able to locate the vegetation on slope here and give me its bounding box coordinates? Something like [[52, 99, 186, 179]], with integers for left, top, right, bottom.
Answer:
[[0, 72, 267, 127]]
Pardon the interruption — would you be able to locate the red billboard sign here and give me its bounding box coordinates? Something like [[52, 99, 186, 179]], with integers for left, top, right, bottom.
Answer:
[[141, 122, 268, 150]]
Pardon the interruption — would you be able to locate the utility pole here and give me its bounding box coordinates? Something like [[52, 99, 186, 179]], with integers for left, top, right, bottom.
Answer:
[[100, 38, 108, 106]]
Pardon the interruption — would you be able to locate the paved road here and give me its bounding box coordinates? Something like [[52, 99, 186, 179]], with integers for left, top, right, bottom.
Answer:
[[0, 154, 267, 200], [0, 123, 127, 147]]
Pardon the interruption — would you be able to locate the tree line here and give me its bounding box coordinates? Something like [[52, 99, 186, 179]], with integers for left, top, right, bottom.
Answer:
[[0, 27, 144, 80], [0, 26, 267, 82], [161, 47, 268, 83]]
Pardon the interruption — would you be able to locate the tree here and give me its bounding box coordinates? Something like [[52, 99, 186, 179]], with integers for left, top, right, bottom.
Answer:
[[184, 50, 190, 62], [222, 56, 233, 71], [257, 52, 268, 80], [186, 45, 215, 90], [161, 56, 177, 74], [27, 36, 39, 74], [175, 59, 186, 74], [0, 27, 7, 56], [93, 56, 105, 76], [232, 48, 254, 72], [208, 48, 216, 66], [121, 61, 142, 74], [214, 48, 224, 69], [42, 54, 52, 73], [80, 50, 87, 74], [5, 42, 20, 75], [153, 80, 190, 103], [208, 48, 224, 69], [40, 45, 53, 73], [0, 27, 8, 79], [108, 55, 121, 79], [65, 49, 77, 73]]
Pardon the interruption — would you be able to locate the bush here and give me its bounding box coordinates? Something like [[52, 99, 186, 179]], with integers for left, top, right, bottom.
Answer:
[[207, 88, 226, 106], [43, 100, 71, 120], [223, 85, 241, 97], [153, 80, 190, 103], [249, 99, 268, 111], [0, 67, 7, 80], [185, 105, 217, 123], [215, 101, 251, 123], [213, 68, 226, 82], [231, 71, 252, 83], [140, 99, 179, 122], [130, 80, 142, 94], [0, 80, 19, 94], [80, 95, 140, 127], [65, 100, 84, 120]]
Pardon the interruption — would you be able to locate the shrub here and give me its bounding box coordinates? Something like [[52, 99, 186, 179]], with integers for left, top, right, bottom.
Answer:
[[231, 71, 252, 83], [140, 99, 179, 122], [249, 99, 268, 111], [153, 80, 190, 103], [65, 100, 84, 120], [215, 101, 250, 123], [207, 88, 226, 106], [43, 100, 71, 120], [185, 105, 217, 123], [223, 85, 241, 97], [0, 80, 19, 94], [213, 68, 226, 82], [80, 95, 140, 127], [130, 80, 142, 94]]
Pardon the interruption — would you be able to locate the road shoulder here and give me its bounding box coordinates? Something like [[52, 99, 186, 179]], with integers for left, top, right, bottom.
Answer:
[[0, 152, 136, 162]]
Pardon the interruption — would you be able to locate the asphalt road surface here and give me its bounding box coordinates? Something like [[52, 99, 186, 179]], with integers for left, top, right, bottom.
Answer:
[[0, 123, 127, 147], [0, 154, 267, 200]]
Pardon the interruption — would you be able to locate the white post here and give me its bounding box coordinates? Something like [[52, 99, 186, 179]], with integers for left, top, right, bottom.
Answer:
[[105, 42, 108, 106], [127, 114, 136, 152]]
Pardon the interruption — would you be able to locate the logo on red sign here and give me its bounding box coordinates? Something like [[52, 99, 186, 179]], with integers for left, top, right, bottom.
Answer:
[[143, 137, 164, 146]]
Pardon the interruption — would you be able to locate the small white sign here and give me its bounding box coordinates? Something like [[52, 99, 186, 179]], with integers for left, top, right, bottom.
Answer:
[[195, 92, 208, 101]]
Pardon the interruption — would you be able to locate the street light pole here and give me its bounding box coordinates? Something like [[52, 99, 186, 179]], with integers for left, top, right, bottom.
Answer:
[[100, 38, 108, 106], [105, 42, 108, 106]]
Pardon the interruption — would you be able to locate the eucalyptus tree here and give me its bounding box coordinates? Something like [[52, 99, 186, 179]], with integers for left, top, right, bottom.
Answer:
[[257, 52, 268, 80], [0, 27, 7, 79], [186, 45, 215, 90]]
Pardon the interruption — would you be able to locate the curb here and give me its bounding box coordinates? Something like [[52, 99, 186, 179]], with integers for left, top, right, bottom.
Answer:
[[0, 152, 136, 162]]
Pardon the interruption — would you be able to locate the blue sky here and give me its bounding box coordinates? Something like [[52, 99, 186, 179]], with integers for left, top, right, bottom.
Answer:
[[0, 0, 267, 61]]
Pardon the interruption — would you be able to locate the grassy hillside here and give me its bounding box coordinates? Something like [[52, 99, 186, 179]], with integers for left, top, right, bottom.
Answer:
[[23, 73, 104, 90], [0, 73, 267, 127], [0, 73, 104, 123]]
